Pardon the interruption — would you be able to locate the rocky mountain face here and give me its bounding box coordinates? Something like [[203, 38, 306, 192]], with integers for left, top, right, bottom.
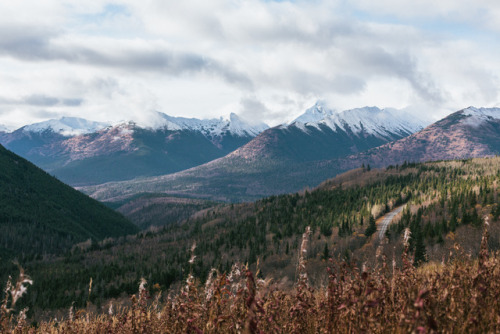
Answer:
[[0, 113, 268, 186]]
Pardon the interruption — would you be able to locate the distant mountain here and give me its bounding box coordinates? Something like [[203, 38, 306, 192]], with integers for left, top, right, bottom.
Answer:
[[339, 106, 500, 168], [0, 117, 110, 164], [22, 116, 110, 136], [0, 144, 138, 263], [233, 103, 428, 162], [0, 113, 268, 186], [155, 112, 268, 138], [291, 103, 424, 138], [80, 103, 430, 202]]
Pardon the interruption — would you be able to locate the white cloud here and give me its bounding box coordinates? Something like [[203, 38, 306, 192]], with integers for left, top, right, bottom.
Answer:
[[0, 0, 499, 128]]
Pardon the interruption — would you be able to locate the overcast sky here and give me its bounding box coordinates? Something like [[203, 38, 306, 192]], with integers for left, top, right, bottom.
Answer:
[[0, 0, 499, 129]]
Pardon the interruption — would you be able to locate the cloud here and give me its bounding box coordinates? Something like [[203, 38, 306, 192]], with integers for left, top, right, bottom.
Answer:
[[0, 94, 83, 107], [0, 25, 253, 89], [344, 46, 444, 103], [24, 95, 60, 107], [239, 96, 272, 124], [0, 0, 499, 128]]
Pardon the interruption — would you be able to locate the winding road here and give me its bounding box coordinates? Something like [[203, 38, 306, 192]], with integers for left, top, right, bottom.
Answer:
[[377, 205, 406, 240]]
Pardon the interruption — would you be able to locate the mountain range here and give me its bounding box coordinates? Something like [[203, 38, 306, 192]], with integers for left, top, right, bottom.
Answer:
[[3, 104, 500, 204], [78, 104, 430, 202], [79, 106, 500, 203], [0, 113, 268, 186], [233, 103, 428, 162]]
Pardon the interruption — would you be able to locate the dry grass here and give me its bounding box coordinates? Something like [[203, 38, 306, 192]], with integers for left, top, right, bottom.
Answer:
[[2, 221, 500, 333]]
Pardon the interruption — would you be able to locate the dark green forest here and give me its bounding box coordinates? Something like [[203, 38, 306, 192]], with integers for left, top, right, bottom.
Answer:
[[0, 144, 138, 282]]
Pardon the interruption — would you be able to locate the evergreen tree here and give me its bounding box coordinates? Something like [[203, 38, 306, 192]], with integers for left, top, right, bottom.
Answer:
[[413, 224, 427, 266], [365, 215, 377, 237], [322, 243, 329, 260], [471, 208, 481, 227], [449, 213, 457, 232]]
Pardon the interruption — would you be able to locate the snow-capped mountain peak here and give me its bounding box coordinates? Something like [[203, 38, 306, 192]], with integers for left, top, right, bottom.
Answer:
[[460, 106, 500, 127], [291, 101, 336, 124], [289, 103, 430, 139], [226, 113, 268, 137], [154, 112, 268, 137], [23, 117, 110, 136]]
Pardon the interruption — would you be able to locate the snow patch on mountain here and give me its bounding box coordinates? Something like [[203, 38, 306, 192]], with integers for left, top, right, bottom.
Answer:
[[23, 117, 110, 136], [461, 107, 500, 127], [17, 112, 268, 139], [289, 102, 431, 138], [155, 112, 268, 137], [293, 101, 336, 124]]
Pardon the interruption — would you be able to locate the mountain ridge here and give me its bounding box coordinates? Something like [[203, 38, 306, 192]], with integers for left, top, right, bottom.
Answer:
[[22, 117, 110, 136], [339, 106, 500, 169], [289, 102, 429, 139], [0, 112, 269, 186], [8, 111, 269, 140], [79, 104, 433, 202], [79, 106, 500, 203]]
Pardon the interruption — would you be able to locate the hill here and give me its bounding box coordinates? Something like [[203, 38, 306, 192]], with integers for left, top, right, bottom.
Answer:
[[111, 194, 217, 230], [0, 144, 138, 264]]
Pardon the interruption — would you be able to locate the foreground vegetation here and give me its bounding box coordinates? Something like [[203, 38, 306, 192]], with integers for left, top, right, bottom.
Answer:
[[2, 220, 499, 333]]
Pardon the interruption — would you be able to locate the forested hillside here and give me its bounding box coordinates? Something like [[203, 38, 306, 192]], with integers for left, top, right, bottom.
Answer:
[[8, 157, 500, 317], [0, 144, 138, 268], [111, 194, 216, 229]]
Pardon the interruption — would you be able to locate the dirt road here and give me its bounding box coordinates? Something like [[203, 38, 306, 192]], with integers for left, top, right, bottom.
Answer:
[[377, 205, 405, 240]]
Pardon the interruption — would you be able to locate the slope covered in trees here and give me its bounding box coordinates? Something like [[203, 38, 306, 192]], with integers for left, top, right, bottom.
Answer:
[[0, 144, 138, 265], [5, 157, 500, 316]]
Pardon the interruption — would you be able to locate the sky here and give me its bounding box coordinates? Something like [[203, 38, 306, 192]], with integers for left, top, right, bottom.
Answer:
[[0, 0, 499, 129]]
